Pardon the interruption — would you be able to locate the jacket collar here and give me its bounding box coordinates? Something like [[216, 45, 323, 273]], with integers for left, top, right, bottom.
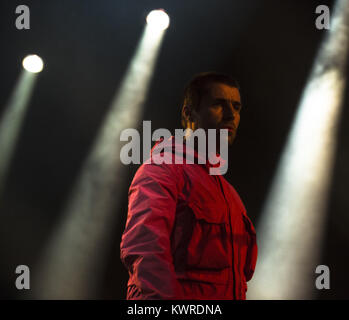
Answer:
[[149, 136, 227, 175]]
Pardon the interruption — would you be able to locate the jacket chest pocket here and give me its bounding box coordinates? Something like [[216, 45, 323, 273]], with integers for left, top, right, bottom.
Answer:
[[185, 199, 231, 271]]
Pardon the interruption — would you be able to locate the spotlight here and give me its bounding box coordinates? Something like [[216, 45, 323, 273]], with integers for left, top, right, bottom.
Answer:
[[22, 54, 44, 73], [146, 9, 170, 31]]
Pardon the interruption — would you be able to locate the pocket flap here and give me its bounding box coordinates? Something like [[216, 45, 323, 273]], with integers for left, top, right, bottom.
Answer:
[[188, 199, 228, 224]]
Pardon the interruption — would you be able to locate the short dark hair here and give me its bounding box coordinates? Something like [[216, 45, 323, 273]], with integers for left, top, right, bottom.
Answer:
[[181, 72, 240, 128]]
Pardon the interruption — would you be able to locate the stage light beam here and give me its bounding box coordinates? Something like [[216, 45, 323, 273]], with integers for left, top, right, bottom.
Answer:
[[34, 13, 169, 299], [0, 69, 38, 199], [247, 0, 349, 300]]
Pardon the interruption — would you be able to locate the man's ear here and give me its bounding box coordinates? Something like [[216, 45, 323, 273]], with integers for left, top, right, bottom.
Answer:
[[182, 105, 192, 125], [182, 105, 188, 119], [182, 105, 199, 129], [183, 105, 197, 121]]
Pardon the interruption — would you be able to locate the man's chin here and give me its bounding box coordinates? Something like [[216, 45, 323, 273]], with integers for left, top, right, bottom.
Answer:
[[215, 135, 235, 152]]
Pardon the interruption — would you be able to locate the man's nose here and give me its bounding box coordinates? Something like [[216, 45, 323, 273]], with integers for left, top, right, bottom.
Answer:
[[223, 104, 235, 121]]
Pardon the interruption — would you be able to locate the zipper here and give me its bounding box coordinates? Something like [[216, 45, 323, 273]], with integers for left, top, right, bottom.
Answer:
[[215, 175, 237, 300]]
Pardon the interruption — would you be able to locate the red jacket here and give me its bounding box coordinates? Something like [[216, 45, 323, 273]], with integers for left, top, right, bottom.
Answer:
[[120, 137, 257, 300]]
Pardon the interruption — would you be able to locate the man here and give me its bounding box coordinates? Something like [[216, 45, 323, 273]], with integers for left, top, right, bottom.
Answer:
[[120, 72, 257, 300]]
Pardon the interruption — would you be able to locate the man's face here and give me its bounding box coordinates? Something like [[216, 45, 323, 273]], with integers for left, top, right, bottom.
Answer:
[[194, 82, 241, 146]]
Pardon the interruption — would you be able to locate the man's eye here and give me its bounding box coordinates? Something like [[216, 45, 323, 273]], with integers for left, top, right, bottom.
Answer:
[[233, 104, 241, 111]]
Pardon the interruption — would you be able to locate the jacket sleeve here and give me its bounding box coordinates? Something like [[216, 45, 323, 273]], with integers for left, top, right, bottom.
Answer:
[[243, 215, 258, 282], [120, 163, 182, 299]]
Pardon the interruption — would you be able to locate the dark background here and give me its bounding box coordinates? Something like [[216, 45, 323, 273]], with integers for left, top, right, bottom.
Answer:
[[0, 0, 348, 299]]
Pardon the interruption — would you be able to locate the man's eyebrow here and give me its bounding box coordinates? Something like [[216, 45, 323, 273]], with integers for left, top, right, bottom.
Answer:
[[213, 98, 242, 106]]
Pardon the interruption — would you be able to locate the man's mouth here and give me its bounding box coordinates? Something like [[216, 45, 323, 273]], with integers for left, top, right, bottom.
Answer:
[[221, 125, 235, 133]]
